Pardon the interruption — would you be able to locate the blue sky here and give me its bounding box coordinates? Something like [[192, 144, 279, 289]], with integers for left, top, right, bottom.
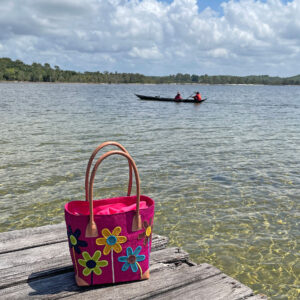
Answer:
[[0, 0, 299, 76], [161, 0, 229, 13], [160, 0, 291, 15]]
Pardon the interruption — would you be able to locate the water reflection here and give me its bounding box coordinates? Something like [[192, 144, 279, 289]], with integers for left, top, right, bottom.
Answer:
[[0, 82, 299, 299]]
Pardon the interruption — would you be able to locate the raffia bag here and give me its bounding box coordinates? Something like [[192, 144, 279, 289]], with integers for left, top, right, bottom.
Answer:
[[64, 142, 155, 286]]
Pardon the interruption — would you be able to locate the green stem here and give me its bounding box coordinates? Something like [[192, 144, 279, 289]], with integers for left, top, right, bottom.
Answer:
[[137, 262, 143, 279]]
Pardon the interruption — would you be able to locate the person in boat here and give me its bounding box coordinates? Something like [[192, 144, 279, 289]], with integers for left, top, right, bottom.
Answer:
[[175, 92, 182, 100], [193, 92, 202, 101]]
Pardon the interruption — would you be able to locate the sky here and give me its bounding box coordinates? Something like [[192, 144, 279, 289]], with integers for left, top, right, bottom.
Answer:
[[0, 0, 299, 76]]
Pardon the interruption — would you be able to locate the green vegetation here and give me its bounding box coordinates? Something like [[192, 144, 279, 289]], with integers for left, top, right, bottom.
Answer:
[[1, 57, 300, 85]]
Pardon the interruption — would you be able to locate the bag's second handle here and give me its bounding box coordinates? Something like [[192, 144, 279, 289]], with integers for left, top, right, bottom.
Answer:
[[85, 141, 133, 201], [86, 150, 143, 237]]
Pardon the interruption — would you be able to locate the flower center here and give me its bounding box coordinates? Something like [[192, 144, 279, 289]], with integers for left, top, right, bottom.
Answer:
[[86, 260, 96, 269], [107, 235, 117, 246], [146, 226, 152, 237], [70, 235, 77, 246], [127, 255, 136, 264]]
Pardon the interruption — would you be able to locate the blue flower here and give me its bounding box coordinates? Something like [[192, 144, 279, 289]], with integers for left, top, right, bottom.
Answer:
[[118, 246, 145, 272]]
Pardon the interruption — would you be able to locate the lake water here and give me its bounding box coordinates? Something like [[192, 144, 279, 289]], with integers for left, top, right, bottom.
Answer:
[[0, 82, 299, 299]]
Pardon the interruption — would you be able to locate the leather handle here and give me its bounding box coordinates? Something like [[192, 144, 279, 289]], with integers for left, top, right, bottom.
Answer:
[[86, 150, 142, 237], [85, 141, 133, 201]]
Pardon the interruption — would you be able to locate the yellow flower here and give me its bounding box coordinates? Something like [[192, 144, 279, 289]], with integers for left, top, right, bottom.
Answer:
[[96, 226, 127, 255]]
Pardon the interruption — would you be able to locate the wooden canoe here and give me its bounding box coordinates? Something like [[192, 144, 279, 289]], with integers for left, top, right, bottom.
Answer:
[[135, 94, 207, 103]]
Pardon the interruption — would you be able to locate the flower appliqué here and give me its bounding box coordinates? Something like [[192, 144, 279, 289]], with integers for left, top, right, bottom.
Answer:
[[138, 218, 153, 246], [67, 225, 88, 254], [118, 246, 145, 274], [96, 226, 127, 255], [78, 250, 108, 285]]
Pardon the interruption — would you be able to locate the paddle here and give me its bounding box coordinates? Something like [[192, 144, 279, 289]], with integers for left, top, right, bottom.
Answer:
[[187, 92, 196, 99]]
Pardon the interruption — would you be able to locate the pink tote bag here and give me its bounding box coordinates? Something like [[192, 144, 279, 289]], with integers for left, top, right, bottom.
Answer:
[[64, 144, 155, 286]]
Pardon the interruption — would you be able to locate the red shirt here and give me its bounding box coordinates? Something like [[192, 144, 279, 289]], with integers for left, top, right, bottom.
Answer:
[[175, 94, 182, 100], [194, 93, 202, 101]]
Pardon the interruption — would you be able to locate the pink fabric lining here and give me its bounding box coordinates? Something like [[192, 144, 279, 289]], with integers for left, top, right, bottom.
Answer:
[[94, 201, 147, 215], [65, 195, 153, 216]]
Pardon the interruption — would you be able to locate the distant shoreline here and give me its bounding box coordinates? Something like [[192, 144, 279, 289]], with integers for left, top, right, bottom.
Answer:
[[1, 80, 299, 86], [1, 58, 300, 85]]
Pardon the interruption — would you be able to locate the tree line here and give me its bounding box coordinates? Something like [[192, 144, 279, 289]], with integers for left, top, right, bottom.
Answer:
[[1, 57, 300, 85]]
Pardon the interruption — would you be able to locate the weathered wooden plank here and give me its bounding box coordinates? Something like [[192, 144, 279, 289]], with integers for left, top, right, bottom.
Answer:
[[65, 263, 222, 300], [0, 272, 81, 300], [0, 225, 263, 300], [0, 263, 221, 299], [0, 246, 188, 289], [0, 224, 66, 253], [149, 272, 266, 300], [0, 223, 66, 242], [0, 223, 168, 254], [150, 234, 169, 252]]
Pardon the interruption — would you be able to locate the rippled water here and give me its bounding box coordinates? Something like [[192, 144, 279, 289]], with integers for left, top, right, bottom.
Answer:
[[0, 82, 299, 299]]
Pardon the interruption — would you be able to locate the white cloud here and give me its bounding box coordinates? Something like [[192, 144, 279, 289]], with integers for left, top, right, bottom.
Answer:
[[0, 0, 299, 76], [129, 46, 163, 59], [208, 48, 229, 58]]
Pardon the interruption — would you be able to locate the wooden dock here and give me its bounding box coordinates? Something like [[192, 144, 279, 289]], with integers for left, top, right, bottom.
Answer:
[[0, 223, 267, 299]]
